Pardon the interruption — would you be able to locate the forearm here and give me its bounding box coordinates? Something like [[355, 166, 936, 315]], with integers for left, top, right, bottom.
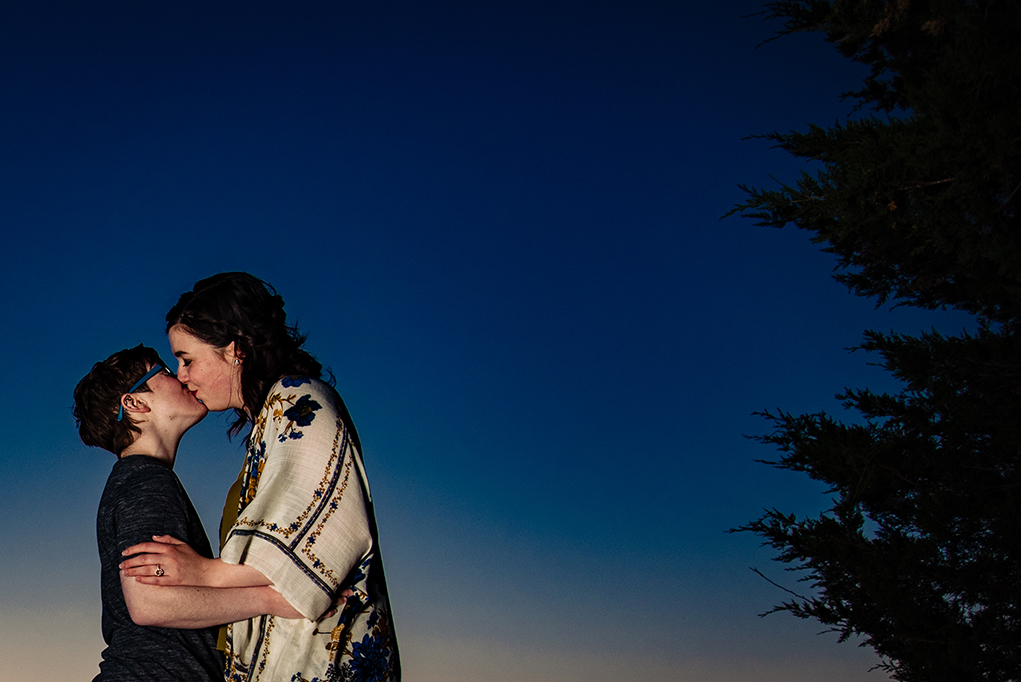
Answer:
[[123, 553, 274, 589], [123, 581, 302, 628], [202, 558, 274, 589]]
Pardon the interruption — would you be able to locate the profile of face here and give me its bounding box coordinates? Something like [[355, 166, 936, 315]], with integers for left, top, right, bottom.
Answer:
[[168, 325, 244, 412], [145, 366, 209, 427]]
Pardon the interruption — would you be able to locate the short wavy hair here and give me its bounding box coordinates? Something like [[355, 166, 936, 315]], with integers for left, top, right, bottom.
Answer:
[[166, 272, 324, 439], [73, 344, 163, 456]]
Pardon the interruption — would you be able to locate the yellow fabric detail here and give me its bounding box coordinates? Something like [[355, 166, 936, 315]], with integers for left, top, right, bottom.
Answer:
[[216, 468, 245, 652]]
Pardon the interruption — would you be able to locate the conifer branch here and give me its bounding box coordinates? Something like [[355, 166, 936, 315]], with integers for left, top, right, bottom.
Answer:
[[750, 567, 811, 603], [896, 178, 955, 190]]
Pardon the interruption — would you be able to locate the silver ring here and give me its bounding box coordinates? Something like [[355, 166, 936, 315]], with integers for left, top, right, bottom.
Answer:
[[155, 564, 165, 577]]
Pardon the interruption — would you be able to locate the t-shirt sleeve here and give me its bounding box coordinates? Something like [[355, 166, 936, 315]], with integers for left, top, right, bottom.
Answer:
[[220, 379, 373, 621], [114, 465, 195, 557]]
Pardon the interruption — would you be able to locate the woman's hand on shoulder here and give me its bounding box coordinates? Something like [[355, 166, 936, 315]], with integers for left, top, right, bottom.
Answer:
[[120, 535, 213, 587]]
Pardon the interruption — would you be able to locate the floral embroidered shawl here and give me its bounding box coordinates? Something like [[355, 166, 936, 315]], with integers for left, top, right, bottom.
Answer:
[[221, 377, 399, 682]]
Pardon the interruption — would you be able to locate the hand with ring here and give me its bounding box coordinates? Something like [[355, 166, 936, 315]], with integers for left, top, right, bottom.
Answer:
[[120, 535, 212, 586]]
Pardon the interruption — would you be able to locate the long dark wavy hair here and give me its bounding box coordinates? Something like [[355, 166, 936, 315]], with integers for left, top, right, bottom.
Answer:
[[166, 272, 325, 439]]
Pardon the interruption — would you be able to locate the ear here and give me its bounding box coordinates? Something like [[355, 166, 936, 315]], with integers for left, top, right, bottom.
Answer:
[[226, 342, 244, 363], [120, 393, 152, 418]]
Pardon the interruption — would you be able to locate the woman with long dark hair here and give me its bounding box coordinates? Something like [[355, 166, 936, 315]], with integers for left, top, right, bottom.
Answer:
[[121, 272, 399, 682]]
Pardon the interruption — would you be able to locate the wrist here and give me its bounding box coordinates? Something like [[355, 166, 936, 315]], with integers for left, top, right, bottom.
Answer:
[[264, 585, 303, 619], [255, 586, 275, 615], [204, 558, 228, 588]]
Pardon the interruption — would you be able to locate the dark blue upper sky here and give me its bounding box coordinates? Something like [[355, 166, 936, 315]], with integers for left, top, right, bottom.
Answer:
[[0, 2, 973, 679]]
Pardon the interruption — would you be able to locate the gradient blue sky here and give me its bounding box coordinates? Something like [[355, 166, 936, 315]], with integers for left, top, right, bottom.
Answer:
[[0, 1, 973, 680]]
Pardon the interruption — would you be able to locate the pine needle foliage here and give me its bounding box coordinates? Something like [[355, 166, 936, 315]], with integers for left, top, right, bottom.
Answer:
[[732, 0, 1021, 320], [730, 1, 1021, 680]]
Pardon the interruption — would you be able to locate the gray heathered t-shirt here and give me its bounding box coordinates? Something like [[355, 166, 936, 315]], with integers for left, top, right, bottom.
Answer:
[[94, 455, 224, 681]]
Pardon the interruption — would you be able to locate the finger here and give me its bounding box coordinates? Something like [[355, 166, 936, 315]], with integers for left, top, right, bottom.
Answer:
[[151, 535, 186, 545], [119, 560, 150, 573], [331, 589, 355, 605], [122, 558, 175, 572], [119, 555, 163, 570], [121, 565, 156, 578], [122, 542, 172, 557], [133, 576, 181, 586]]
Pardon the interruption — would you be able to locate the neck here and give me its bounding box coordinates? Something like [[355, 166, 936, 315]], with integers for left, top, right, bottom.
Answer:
[[120, 428, 182, 466]]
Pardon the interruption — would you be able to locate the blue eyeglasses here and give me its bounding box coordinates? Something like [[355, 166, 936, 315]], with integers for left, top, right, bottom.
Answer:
[[117, 364, 169, 421]]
